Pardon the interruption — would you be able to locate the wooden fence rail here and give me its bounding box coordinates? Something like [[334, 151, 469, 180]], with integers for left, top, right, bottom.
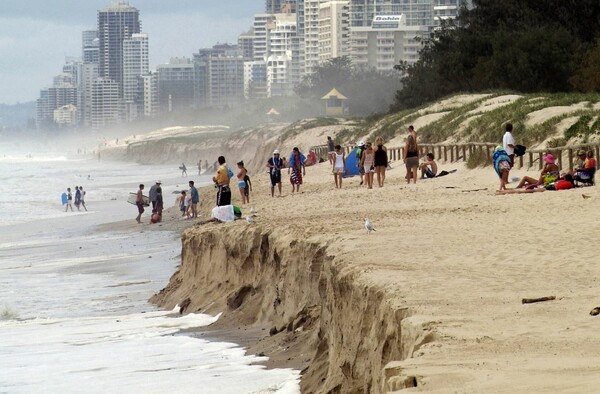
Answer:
[[309, 142, 600, 172]]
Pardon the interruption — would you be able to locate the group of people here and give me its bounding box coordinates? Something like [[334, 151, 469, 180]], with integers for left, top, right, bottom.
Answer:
[[64, 186, 87, 212], [494, 123, 596, 194], [267, 147, 307, 196], [327, 126, 439, 190]]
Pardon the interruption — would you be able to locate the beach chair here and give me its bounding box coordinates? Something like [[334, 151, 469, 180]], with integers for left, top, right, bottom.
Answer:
[[574, 167, 595, 186]]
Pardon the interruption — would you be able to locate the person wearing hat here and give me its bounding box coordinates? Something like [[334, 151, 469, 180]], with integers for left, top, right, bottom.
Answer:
[[267, 149, 283, 197], [149, 180, 161, 211], [516, 153, 559, 189]]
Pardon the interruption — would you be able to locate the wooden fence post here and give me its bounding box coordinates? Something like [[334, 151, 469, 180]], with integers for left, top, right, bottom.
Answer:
[[557, 149, 563, 171], [538, 152, 543, 170]]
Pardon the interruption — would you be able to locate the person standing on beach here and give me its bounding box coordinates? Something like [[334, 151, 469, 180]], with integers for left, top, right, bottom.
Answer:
[[74, 186, 82, 211], [503, 123, 516, 168], [197, 160, 202, 175], [149, 181, 161, 210], [181, 163, 187, 177], [327, 136, 335, 165], [404, 134, 419, 184], [332, 144, 346, 189], [236, 161, 249, 204], [79, 186, 88, 211], [151, 187, 163, 223], [267, 150, 283, 197], [355, 141, 366, 185], [213, 156, 232, 206], [189, 180, 199, 218], [360, 141, 375, 189], [288, 147, 306, 194], [65, 188, 73, 212], [373, 137, 388, 187], [135, 184, 145, 223]]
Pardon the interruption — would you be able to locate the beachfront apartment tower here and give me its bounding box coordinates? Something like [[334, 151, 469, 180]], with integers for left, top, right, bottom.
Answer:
[[319, 1, 350, 62], [82, 30, 99, 64], [238, 28, 255, 59], [138, 72, 158, 117], [267, 13, 299, 96], [91, 78, 121, 130], [157, 57, 196, 113], [302, 0, 325, 76], [123, 33, 149, 120], [266, 0, 297, 13], [77, 62, 99, 127], [97, 2, 141, 97], [208, 54, 246, 108], [351, 14, 429, 71], [348, 0, 466, 29], [36, 83, 77, 129]]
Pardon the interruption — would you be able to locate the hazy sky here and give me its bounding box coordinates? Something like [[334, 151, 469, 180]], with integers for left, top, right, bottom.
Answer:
[[0, 1, 263, 104]]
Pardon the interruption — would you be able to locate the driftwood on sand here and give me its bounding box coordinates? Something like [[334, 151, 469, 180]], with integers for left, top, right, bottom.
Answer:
[[522, 296, 556, 304]]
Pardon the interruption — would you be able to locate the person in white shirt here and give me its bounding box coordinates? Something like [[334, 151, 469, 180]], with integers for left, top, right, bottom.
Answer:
[[502, 123, 515, 168]]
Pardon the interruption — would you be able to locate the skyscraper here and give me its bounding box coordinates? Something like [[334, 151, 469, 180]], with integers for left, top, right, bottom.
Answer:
[[123, 33, 149, 119], [82, 30, 99, 63], [97, 2, 141, 97]]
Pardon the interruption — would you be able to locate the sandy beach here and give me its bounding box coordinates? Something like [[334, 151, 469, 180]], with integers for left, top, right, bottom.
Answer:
[[145, 153, 600, 392]]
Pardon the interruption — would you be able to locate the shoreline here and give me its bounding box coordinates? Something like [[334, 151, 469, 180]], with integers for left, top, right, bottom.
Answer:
[[147, 156, 600, 393]]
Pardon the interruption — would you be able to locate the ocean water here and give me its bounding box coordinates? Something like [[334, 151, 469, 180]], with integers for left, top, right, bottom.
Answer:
[[0, 144, 300, 393]]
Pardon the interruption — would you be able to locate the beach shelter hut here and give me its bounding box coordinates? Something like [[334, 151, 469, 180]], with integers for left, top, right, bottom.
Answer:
[[321, 88, 348, 116], [343, 147, 361, 177]]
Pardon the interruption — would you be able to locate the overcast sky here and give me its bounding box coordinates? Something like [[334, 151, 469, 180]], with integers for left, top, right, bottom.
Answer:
[[0, 1, 263, 104]]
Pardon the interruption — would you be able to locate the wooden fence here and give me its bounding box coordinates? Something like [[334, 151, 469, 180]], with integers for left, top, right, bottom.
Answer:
[[310, 143, 600, 172]]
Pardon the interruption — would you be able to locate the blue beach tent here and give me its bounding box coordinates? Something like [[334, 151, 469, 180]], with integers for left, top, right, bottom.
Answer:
[[344, 148, 361, 177]]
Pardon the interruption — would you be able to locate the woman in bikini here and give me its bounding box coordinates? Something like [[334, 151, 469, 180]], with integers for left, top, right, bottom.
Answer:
[[237, 161, 249, 204], [360, 141, 375, 189], [373, 136, 388, 187]]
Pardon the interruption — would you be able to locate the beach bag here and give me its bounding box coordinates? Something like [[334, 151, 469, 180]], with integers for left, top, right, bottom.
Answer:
[[515, 145, 527, 157], [211, 205, 235, 222], [226, 166, 234, 179]]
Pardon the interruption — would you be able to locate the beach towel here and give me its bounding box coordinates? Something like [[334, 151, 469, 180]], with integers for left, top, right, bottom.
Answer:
[[493, 149, 511, 178]]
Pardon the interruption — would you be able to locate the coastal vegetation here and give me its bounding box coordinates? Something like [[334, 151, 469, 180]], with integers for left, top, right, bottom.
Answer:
[[393, 0, 600, 111]]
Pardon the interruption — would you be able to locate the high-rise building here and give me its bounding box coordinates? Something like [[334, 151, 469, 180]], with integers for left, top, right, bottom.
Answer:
[[208, 54, 246, 108], [138, 72, 158, 117], [36, 83, 77, 129], [194, 44, 242, 107], [123, 33, 149, 120], [238, 28, 255, 59], [78, 62, 99, 127], [82, 30, 99, 63], [348, 0, 464, 29], [253, 14, 276, 61], [97, 2, 141, 97], [267, 0, 297, 13], [351, 14, 428, 71], [303, 0, 324, 75], [319, 1, 350, 62], [157, 57, 196, 113], [91, 78, 121, 129], [267, 13, 299, 96]]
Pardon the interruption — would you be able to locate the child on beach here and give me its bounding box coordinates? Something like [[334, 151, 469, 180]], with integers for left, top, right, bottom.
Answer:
[[65, 188, 73, 212], [237, 161, 249, 204], [178, 191, 187, 217], [74, 186, 81, 211], [332, 145, 346, 188], [135, 184, 145, 223]]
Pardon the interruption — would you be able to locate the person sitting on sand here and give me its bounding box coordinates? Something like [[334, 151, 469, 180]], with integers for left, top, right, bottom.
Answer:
[[574, 150, 596, 183], [420, 153, 438, 179], [516, 153, 559, 189], [497, 174, 575, 194]]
